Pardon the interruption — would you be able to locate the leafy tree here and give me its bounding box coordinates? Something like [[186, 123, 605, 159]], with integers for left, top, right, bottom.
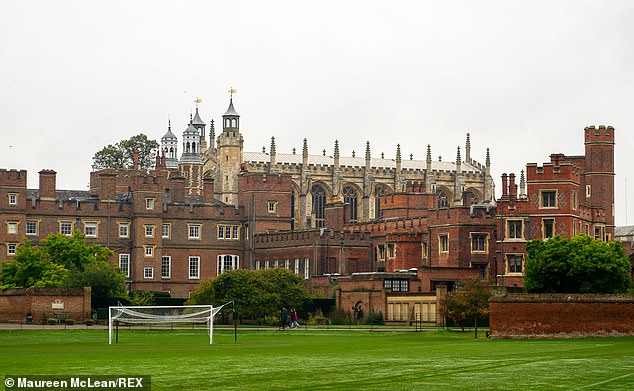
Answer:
[[440, 279, 491, 337], [66, 260, 125, 301], [524, 233, 631, 294], [92, 133, 159, 170], [0, 240, 67, 288], [188, 268, 310, 322]]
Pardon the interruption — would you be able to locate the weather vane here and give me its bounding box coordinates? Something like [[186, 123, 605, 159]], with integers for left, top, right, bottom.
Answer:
[[229, 87, 237, 100]]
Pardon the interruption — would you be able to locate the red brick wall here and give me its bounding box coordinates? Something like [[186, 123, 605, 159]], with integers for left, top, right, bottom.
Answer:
[[0, 287, 91, 323], [489, 292, 634, 338]]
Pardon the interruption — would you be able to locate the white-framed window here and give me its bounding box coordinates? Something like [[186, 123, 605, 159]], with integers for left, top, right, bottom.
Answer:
[[284, 259, 290, 270], [506, 254, 523, 274], [118, 223, 129, 238], [265, 260, 270, 269], [145, 198, 155, 210], [217, 225, 240, 240], [161, 256, 171, 279], [470, 233, 488, 253], [144, 266, 154, 279], [421, 242, 428, 259], [144, 225, 155, 238], [7, 243, 17, 256], [294, 258, 300, 275], [162, 224, 171, 239], [507, 220, 523, 240], [304, 258, 310, 280], [540, 190, 557, 209], [188, 224, 201, 239], [59, 221, 73, 236], [543, 218, 555, 239], [84, 221, 98, 238], [572, 190, 578, 210], [26, 220, 38, 236], [439, 234, 449, 253], [267, 201, 277, 213], [144, 245, 154, 257], [119, 254, 130, 278], [189, 256, 200, 279], [7, 221, 18, 235], [586, 185, 591, 197], [8, 193, 17, 205], [217, 254, 239, 275]]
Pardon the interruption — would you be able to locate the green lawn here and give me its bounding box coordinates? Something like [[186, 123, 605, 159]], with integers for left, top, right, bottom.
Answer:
[[1, 328, 634, 390]]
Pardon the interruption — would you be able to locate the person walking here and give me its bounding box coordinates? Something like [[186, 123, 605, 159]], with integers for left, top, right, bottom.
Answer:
[[280, 307, 288, 330], [291, 308, 300, 328]]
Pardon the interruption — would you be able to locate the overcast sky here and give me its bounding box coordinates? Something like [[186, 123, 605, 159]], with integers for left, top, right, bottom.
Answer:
[[1, 0, 633, 226]]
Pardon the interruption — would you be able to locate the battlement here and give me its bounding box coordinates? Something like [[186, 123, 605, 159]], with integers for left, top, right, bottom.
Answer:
[[0, 169, 27, 186], [525, 161, 581, 181], [238, 172, 293, 191], [584, 125, 614, 144]]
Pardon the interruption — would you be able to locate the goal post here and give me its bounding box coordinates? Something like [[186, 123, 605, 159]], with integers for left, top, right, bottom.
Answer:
[[108, 303, 231, 345]]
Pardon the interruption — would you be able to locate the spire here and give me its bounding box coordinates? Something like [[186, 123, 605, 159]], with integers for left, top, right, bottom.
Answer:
[[270, 136, 276, 157], [426, 144, 432, 172], [302, 138, 308, 166], [269, 137, 277, 174], [334, 140, 340, 168], [519, 169, 526, 199], [365, 141, 371, 170], [209, 119, 215, 150], [465, 133, 471, 163], [456, 146, 461, 173], [222, 96, 240, 132], [396, 144, 402, 172], [485, 148, 491, 176]]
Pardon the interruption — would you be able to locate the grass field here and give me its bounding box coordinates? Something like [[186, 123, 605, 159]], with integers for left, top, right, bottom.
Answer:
[[2, 328, 634, 390]]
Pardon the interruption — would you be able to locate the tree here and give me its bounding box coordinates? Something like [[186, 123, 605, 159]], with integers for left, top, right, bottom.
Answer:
[[440, 279, 491, 337], [92, 133, 159, 170], [188, 268, 310, 322], [524, 233, 632, 294], [1, 232, 125, 305]]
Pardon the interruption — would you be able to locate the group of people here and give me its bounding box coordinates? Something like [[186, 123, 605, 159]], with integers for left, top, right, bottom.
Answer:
[[279, 307, 300, 330]]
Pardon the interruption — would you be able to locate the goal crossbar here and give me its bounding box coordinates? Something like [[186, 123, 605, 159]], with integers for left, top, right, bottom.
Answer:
[[108, 303, 231, 345]]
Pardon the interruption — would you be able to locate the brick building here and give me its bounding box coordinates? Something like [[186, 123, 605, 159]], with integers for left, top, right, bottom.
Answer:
[[0, 95, 620, 317]]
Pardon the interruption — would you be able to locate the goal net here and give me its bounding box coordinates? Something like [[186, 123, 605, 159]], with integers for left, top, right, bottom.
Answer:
[[108, 303, 231, 345]]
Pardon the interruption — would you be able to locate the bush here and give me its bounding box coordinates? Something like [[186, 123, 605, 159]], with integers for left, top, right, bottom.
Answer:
[[307, 309, 329, 325], [47, 318, 58, 325], [85, 319, 95, 326], [329, 308, 353, 325], [64, 319, 74, 325], [365, 312, 384, 325]]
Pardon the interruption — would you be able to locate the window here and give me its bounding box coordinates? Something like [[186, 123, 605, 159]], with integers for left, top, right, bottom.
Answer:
[[60, 221, 73, 235], [188, 224, 201, 239], [7, 243, 17, 256], [8, 193, 17, 205], [217, 254, 239, 275], [145, 225, 155, 238], [437, 190, 448, 208], [284, 259, 290, 269], [144, 245, 154, 257], [118, 223, 129, 238], [377, 245, 386, 261], [7, 221, 18, 235], [217, 225, 239, 240], [304, 258, 310, 280], [507, 220, 523, 239], [540, 190, 557, 208], [26, 220, 38, 235], [144, 267, 154, 279], [162, 224, 170, 239], [572, 190, 578, 210], [84, 222, 97, 238], [145, 198, 155, 210], [543, 219, 555, 239], [421, 242, 428, 259], [294, 259, 300, 275], [594, 226, 605, 241], [586, 185, 591, 197], [267, 201, 277, 213], [384, 279, 410, 292], [119, 254, 130, 278], [161, 256, 171, 278], [507, 254, 523, 274], [387, 243, 396, 259], [439, 234, 449, 253], [189, 256, 200, 279], [375, 185, 389, 219], [470, 233, 488, 253], [311, 184, 327, 228], [343, 185, 358, 222]]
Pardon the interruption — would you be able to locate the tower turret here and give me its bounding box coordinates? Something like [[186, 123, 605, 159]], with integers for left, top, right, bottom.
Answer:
[[215, 96, 244, 206], [161, 119, 179, 169]]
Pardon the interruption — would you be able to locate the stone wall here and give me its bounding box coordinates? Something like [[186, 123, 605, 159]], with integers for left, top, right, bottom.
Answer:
[[489, 291, 634, 338], [0, 287, 91, 323]]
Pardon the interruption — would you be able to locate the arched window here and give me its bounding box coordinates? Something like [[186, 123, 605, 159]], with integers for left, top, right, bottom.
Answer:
[[290, 190, 295, 231], [375, 185, 389, 219], [343, 185, 358, 222], [437, 190, 448, 208], [225, 118, 230, 128], [192, 141, 196, 153], [169, 147, 174, 158], [311, 184, 327, 228], [186, 142, 191, 153], [231, 118, 237, 128]]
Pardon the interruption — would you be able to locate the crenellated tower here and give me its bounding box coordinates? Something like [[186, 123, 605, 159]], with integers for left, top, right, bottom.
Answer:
[[215, 97, 244, 206]]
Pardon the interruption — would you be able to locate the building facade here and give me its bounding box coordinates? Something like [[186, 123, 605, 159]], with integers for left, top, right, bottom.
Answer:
[[0, 96, 618, 314]]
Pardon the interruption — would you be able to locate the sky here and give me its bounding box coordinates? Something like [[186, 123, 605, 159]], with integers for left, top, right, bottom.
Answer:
[[1, 0, 633, 226]]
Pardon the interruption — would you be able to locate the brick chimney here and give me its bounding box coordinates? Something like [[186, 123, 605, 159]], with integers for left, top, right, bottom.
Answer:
[[501, 173, 508, 199], [203, 176, 215, 203], [324, 200, 347, 230], [167, 175, 186, 203], [508, 173, 516, 201], [99, 170, 117, 201], [39, 170, 57, 200], [133, 149, 139, 170]]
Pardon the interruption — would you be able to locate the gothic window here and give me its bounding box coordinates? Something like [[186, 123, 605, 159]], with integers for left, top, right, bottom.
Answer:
[[169, 147, 174, 158], [311, 184, 327, 228], [375, 185, 389, 219], [343, 185, 358, 222], [231, 118, 237, 127], [186, 142, 191, 153], [437, 190, 448, 208], [290, 190, 295, 230], [192, 141, 196, 153]]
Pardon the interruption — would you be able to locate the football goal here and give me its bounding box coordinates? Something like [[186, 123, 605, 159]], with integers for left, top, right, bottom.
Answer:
[[108, 303, 232, 345]]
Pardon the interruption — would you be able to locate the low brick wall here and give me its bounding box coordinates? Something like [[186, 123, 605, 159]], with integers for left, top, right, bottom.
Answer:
[[0, 287, 91, 323], [489, 292, 634, 338]]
